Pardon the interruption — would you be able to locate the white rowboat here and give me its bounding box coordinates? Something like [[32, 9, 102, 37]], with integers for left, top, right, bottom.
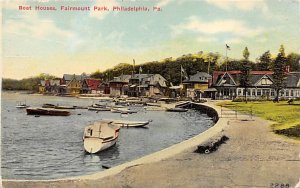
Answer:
[[83, 121, 120, 154]]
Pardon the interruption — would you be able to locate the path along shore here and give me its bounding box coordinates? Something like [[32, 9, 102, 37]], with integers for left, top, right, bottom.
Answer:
[[2, 102, 300, 188]]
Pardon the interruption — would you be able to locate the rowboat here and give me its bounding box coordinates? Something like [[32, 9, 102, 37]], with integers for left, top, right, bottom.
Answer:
[[111, 108, 137, 114], [110, 120, 150, 128], [54, 106, 75, 109], [83, 121, 120, 154], [26, 108, 70, 116], [42, 103, 57, 108], [16, 101, 29, 108], [166, 108, 188, 112], [88, 107, 111, 111]]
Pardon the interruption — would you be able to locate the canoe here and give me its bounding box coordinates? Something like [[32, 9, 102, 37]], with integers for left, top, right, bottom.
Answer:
[[83, 121, 120, 154], [166, 108, 188, 112], [110, 120, 150, 128], [26, 108, 70, 116]]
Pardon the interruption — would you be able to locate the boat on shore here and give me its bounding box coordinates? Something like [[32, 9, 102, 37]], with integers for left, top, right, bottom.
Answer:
[[26, 108, 71, 116], [109, 120, 150, 128], [83, 121, 120, 154], [166, 108, 188, 112]]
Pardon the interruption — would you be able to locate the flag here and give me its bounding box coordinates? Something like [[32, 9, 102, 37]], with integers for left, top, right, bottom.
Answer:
[[226, 44, 230, 50], [181, 65, 185, 73], [139, 66, 142, 73]]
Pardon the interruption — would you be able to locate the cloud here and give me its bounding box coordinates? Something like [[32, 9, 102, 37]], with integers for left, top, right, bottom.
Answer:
[[206, 0, 268, 12], [172, 16, 264, 38], [89, 0, 120, 20], [4, 11, 73, 40]]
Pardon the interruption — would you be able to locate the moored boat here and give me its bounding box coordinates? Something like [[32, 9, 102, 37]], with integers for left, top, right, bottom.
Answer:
[[54, 105, 75, 109], [111, 108, 137, 114], [42, 103, 57, 108], [26, 108, 71, 116], [88, 107, 111, 111], [109, 120, 150, 128], [83, 121, 120, 154], [16, 101, 29, 108]]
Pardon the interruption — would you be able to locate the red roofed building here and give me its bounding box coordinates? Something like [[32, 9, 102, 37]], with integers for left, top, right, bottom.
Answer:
[[81, 78, 101, 94]]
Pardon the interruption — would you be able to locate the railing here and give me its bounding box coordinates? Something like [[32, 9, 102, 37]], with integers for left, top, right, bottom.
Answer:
[[220, 104, 253, 119]]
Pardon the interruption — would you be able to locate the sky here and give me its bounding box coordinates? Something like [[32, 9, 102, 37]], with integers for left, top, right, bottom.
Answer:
[[2, 0, 300, 79]]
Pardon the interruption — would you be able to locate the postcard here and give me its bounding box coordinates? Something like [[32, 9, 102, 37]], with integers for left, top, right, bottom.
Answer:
[[1, 0, 300, 187]]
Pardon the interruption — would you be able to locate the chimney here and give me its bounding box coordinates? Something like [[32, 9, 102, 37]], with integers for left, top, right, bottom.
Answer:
[[285, 65, 290, 73]]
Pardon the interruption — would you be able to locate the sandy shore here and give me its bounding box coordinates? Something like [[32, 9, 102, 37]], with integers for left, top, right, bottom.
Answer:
[[2, 102, 300, 188]]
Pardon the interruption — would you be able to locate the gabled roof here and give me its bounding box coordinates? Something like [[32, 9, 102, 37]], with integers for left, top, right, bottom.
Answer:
[[183, 71, 212, 83], [63, 74, 86, 81], [131, 74, 153, 80], [252, 74, 273, 86], [216, 72, 237, 86], [110, 75, 131, 83], [285, 72, 300, 87], [148, 74, 167, 87], [84, 79, 101, 90]]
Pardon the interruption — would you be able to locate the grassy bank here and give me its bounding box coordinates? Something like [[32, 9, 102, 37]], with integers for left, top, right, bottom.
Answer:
[[217, 101, 300, 139]]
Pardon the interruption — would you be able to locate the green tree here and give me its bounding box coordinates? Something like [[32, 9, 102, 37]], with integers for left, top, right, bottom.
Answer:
[[272, 45, 287, 102], [240, 57, 251, 103], [243, 47, 250, 60], [286, 53, 300, 72], [257, 51, 272, 71]]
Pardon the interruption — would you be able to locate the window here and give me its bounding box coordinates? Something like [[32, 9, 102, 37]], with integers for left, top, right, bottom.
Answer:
[[271, 90, 274, 96], [257, 89, 261, 96], [252, 89, 256, 96], [285, 90, 289, 97], [238, 89, 242, 96], [291, 90, 294, 97]]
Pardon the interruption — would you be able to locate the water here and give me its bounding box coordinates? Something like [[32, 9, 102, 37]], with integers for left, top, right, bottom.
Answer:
[[1, 92, 214, 180]]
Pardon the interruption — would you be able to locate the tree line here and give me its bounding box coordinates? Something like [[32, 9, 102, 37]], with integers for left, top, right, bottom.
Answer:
[[2, 73, 58, 91], [92, 46, 300, 86], [2, 46, 300, 91]]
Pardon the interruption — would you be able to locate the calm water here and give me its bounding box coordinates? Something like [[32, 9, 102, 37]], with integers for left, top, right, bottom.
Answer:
[[1, 92, 214, 180]]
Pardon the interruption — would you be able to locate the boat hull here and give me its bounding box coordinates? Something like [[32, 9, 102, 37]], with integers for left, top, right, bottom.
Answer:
[[83, 121, 120, 154], [166, 108, 188, 112], [84, 137, 118, 154], [26, 108, 70, 116]]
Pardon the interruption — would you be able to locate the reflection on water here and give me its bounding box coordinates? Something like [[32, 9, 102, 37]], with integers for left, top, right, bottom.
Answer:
[[1, 92, 214, 180]]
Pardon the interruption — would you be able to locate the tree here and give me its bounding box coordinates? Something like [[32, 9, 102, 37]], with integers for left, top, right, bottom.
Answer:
[[243, 47, 250, 60], [240, 47, 251, 103], [286, 53, 300, 72], [240, 61, 251, 103], [272, 45, 287, 102], [257, 51, 272, 71]]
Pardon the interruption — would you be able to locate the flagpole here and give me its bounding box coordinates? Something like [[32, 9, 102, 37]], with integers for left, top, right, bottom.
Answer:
[[138, 67, 140, 97], [225, 45, 228, 72], [180, 65, 182, 86]]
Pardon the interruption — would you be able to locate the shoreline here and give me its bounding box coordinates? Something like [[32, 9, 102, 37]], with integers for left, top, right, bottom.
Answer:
[[2, 102, 300, 187]]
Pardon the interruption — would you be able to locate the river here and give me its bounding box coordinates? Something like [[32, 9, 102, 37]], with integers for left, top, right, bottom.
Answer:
[[1, 92, 214, 180]]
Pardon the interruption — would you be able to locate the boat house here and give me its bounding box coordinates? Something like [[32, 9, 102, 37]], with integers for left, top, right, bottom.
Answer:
[[212, 71, 300, 100], [182, 71, 212, 100]]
